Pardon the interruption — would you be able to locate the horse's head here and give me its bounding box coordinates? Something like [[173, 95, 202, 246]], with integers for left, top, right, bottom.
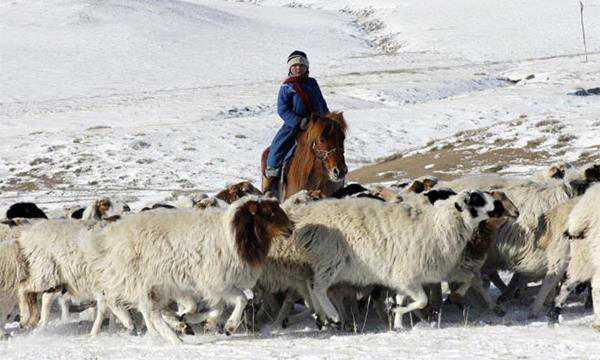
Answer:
[[304, 112, 348, 182]]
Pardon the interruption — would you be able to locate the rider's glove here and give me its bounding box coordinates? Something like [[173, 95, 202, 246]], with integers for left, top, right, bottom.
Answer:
[[299, 117, 309, 130]]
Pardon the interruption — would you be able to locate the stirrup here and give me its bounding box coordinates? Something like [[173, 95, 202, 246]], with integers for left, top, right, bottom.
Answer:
[[265, 167, 280, 179]]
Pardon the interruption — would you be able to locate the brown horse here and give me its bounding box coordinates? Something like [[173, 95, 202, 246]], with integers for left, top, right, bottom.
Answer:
[[261, 112, 348, 201]]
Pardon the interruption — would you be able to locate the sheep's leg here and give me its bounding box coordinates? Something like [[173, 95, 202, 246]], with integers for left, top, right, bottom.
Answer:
[[498, 273, 528, 303], [107, 301, 134, 334], [138, 300, 159, 337], [19, 291, 40, 329], [255, 292, 277, 324], [547, 276, 579, 324], [223, 288, 249, 335], [426, 283, 443, 317], [393, 287, 428, 331], [487, 271, 508, 293], [306, 282, 328, 327], [348, 294, 360, 331], [17, 286, 31, 328], [297, 283, 315, 310], [393, 294, 406, 329], [311, 285, 341, 325], [585, 290, 593, 310], [149, 305, 182, 344], [139, 290, 181, 344], [273, 291, 298, 328], [161, 309, 194, 336], [27, 292, 40, 328], [529, 273, 562, 319], [90, 298, 108, 336], [176, 295, 197, 317], [469, 275, 505, 316], [285, 284, 315, 326], [328, 287, 347, 326], [58, 294, 70, 322], [591, 275, 600, 331], [373, 291, 391, 327], [40, 291, 59, 327], [184, 305, 223, 325], [0, 301, 8, 339], [285, 308, 312, 326]]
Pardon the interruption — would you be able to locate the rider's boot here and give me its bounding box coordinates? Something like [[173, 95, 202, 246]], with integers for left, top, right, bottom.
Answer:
[[264, 167, 281, 200]]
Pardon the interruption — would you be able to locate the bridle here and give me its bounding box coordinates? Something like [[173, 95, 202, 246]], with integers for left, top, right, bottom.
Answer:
[[312, 142, 340, 162]]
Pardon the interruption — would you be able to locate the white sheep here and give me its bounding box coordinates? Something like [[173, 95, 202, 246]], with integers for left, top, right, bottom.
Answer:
[[15, 198, 131, 332], [488, 163, 600, 316], [549, 183, 600, 328], [287, 191, 499, 329], [444, 191, 519, 314], [0, 229, 29, 339], [16, 218, 134, 335], [93, 196, 293, 344]]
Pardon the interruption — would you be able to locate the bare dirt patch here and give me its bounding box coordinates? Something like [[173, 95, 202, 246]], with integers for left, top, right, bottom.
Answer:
[[349, 126, 599, 184]]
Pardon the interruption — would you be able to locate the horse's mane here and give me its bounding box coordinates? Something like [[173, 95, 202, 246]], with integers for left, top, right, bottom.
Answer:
[[288, 112, 347, 192], [301, 112, 347, 145]]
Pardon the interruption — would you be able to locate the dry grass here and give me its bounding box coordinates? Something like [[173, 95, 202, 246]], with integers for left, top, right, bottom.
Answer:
[[535, 119, 560, 128], [526, 137, 547, 149]]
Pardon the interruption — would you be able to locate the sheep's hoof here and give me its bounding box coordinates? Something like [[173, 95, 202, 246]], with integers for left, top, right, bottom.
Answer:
[[178, 323, 195, 336], [392, 325, 407, 332], [314, 314, 327, 330], [224, 322, 237, 336], [329, 320, 342, 331], [493, 306, 506, 317], [203, 320, 221, 333], [546, 307, 561, 325]]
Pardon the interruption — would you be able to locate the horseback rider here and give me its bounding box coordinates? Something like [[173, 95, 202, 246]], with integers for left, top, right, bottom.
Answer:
[[264, 50, 330, 197]]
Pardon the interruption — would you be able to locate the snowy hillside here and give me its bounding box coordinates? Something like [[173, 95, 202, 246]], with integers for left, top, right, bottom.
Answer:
[[2, 0, 600, 358]]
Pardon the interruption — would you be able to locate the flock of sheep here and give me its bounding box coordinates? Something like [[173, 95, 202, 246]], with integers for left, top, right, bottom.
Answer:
[[2, 160, 600, 344]]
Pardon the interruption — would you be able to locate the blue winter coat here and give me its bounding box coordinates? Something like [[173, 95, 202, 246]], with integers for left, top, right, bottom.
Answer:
[[267, 77, 329, 170], [277, 77, 329, 127]]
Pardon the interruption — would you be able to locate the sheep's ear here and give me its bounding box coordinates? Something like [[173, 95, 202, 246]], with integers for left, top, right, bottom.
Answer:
[[549, 166, 564, 179], [454, 202, 463, 212], [247, 202, 258, 215], [585, 165, 600, 183]]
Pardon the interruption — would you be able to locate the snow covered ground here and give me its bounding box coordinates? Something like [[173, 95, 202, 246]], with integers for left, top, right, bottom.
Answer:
[[2, 0, 600, 358]]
